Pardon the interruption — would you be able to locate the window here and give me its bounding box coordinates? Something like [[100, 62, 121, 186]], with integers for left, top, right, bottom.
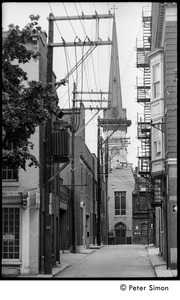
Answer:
[[152, 63, 160, 99], [139, 198, 147, 211], [2, 207, 20, 259], [114, 191, 126, 215], [2, 141, 18, 181], [2, 161, 18, 181], [154, 140, 161, 157], [86, 169, 92, 198]]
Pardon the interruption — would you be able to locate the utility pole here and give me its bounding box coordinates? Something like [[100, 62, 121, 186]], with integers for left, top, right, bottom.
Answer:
[[71, 82, 77, 253], [105, 138, 109, 244], [44, 13, 54, 274], [97, 117, 101, 246], [43, 12, 113, 255]]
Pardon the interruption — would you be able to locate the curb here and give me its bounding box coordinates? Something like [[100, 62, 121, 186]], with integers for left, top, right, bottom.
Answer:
[[146, 245, 177, 278]]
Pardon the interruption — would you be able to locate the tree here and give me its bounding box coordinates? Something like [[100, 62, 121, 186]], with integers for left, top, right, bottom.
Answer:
[[2, 15, 61, 170]]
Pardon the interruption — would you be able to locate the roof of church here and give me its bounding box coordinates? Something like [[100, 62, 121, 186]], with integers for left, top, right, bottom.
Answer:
[[104, 16, 127, 121]]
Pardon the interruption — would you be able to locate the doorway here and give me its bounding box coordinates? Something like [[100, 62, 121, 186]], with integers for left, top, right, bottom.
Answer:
[[86, 214, 90, 248], [115, 222, 126, 244]]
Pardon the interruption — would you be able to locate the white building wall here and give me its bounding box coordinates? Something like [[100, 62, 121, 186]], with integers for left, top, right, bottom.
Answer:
[[108, 167, 134, 241], [149, 49, 165, 175]]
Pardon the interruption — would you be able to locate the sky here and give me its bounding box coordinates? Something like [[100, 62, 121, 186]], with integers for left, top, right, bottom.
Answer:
[[2, 2, 151, 168]]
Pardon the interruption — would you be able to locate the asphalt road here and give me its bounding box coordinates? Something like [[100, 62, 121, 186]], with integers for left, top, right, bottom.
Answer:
[[55, 244, 156, 278]]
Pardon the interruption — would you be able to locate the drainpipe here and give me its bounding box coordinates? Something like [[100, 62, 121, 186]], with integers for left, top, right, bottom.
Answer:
[[92, 156, 96, 245], [165, 170, 169, 269], [97, 117, 101, 246]]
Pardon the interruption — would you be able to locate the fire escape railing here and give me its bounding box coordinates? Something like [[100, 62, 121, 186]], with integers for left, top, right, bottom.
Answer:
[[136, 7, 152, 179], [136, 6, 155, 244]]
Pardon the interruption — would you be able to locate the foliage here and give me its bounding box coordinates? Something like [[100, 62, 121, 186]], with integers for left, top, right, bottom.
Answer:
[[2, 15, 58, 170]]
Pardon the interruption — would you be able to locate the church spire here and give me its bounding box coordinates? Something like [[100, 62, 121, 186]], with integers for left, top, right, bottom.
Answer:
[[104, 16, 126, 120]]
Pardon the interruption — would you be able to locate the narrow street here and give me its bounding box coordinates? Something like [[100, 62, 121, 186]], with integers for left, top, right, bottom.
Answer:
[[55, 244, 156, 278]]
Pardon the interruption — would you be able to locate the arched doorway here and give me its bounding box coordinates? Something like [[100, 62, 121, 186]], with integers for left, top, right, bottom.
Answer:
[[115, 222, 126, 244]]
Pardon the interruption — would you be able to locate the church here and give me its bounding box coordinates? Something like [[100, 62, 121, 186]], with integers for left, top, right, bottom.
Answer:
[[100, 14, 135, 244]]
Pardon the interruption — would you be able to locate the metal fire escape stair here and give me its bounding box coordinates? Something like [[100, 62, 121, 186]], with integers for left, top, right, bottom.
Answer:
[[136, 6, 155, 243], [136, 7, 152, 179]]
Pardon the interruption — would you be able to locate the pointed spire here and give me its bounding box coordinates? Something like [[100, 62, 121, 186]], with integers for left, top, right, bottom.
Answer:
[[104, 17, 126, 120]]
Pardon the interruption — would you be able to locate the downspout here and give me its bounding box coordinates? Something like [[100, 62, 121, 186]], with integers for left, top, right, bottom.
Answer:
[[92, 156, 96, 245]]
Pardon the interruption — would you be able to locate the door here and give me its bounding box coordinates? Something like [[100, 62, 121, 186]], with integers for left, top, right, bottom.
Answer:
[[86, 215, 90, 248], [115, 223, 126, 244]]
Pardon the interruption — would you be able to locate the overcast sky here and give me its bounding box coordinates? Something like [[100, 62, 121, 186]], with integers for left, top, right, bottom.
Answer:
[[2, 2, 151, 168]]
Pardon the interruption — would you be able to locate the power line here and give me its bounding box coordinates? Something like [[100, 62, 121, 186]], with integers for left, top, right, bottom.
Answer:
[[75, 109, 101, 136], [48, 2, 72, 108], [63, 2, 78, 37], [74, 2, 87, 37]]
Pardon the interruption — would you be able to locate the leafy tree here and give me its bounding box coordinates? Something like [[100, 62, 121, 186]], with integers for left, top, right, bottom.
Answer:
[[2, 15, 61, 170]]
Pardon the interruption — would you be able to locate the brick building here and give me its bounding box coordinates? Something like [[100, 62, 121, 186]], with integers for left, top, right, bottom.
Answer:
[[60, 104, 103, 251]]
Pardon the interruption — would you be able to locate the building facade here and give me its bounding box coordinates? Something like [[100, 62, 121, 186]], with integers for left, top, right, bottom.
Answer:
[[148, 2, 177, 269], [2, 31, 48, 276], [60, 104, 105, 251], [2, 29, 71, 276], [108, 163, 134, 245]]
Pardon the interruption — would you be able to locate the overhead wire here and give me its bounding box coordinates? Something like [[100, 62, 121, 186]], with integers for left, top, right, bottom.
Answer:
[[74, 2, 88, 37], [49, 2, 114, 151], [59, 44, 98, 107], [63, 3, 100, 132], [75, 4, 100, 108], [111, 175, 135, 189], [75, 109, 101, 136], [121, 24, 142, 83], [63, 2, 78, 37], [48, 2, 71, 108], [48, 3, 134, 176]]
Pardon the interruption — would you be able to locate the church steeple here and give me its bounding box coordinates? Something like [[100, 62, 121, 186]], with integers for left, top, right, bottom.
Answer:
[[104, 16, 126, 120]]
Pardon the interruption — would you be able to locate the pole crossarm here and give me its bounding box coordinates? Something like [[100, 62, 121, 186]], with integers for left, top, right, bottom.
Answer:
[[99, 118, 132, 127], [75, 100, 109, 102], [64, 184, 87, 186], [75, 91, 110, 95], [48, 41, 112, 47], [78, 107, 110, 110], [47, 13, 114, 21]]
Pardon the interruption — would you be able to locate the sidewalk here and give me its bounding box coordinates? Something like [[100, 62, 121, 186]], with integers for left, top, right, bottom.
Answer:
[[18, 245, 101, 278], [52, 247, 98, 277], [146, 245, 178, 278]]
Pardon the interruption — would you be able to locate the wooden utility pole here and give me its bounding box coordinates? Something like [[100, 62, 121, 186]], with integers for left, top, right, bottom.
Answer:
[[105, 138, 109, 244], [92, 156, 96, 245], [43, 12, 113, 256], [44, 13, 54, 275], [71, 82, 77, 253], [97, 117, 101, 246]]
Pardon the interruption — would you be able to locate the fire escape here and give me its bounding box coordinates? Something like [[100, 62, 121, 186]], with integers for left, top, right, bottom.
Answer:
[[136, 6, 154, 244]]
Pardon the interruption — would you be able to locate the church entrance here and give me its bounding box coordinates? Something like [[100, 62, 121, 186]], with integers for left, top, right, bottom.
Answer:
[[115, 222, 126, 244]]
